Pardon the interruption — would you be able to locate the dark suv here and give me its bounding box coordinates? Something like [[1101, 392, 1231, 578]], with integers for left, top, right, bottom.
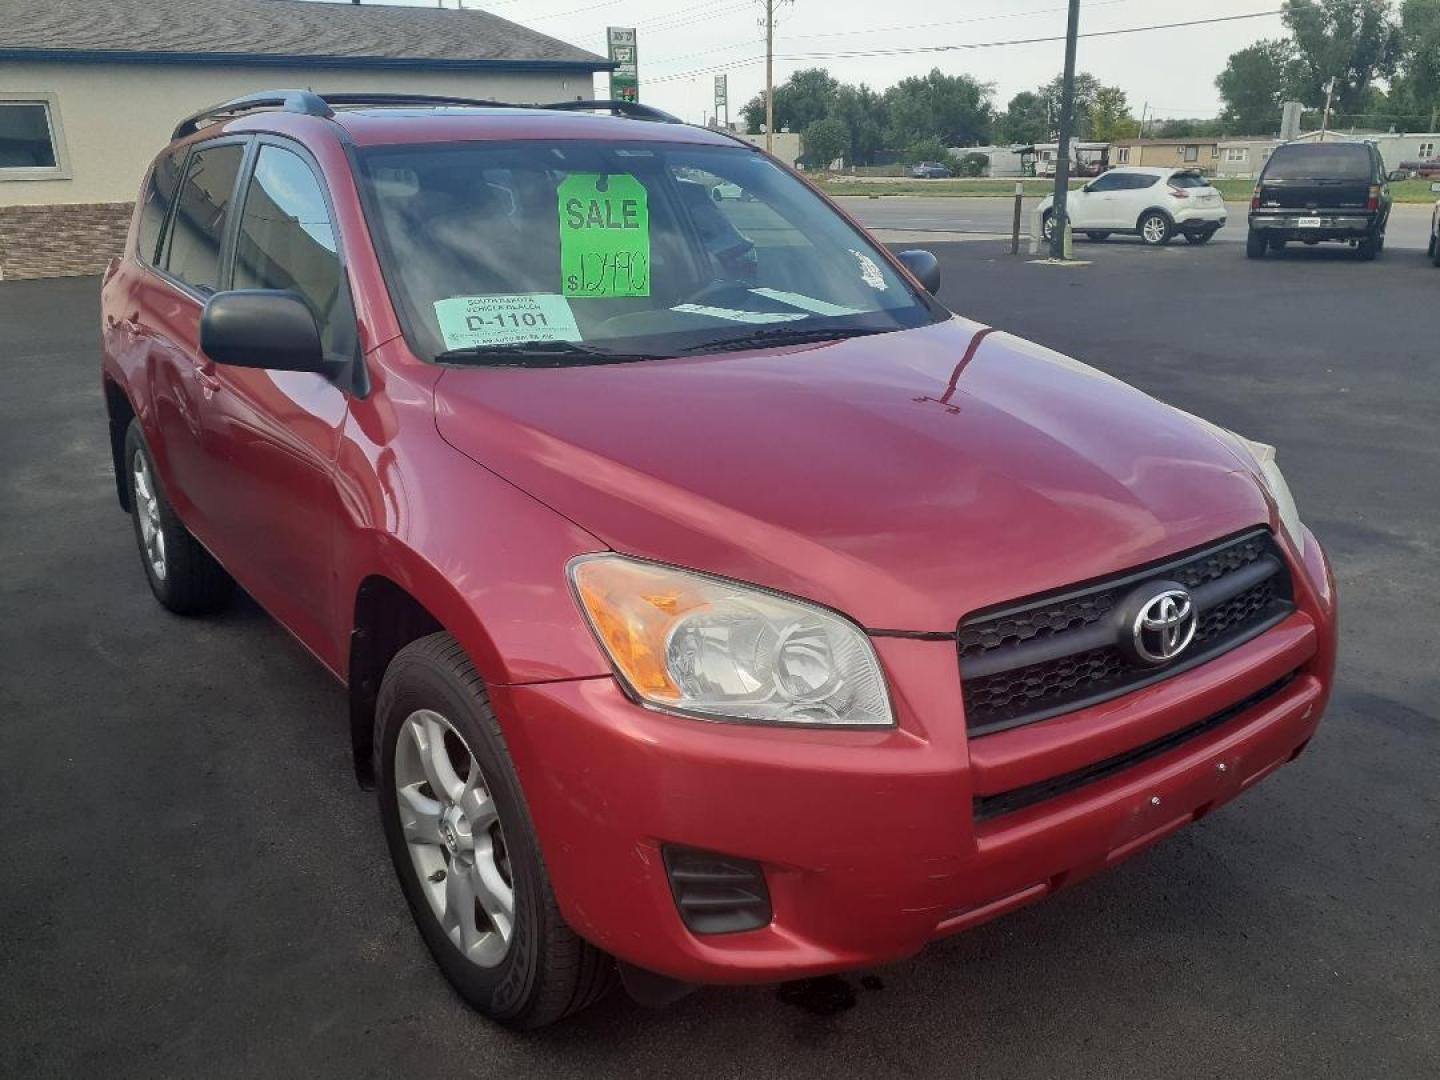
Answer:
[[1247, 141, 1391, 260]]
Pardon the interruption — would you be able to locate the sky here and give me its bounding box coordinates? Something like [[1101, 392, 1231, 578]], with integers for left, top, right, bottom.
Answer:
[[323, 0, 1289, 126]]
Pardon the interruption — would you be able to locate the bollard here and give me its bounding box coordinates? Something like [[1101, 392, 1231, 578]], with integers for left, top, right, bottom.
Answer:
[[1010, 181, 1024, 255], [1063, 219, 1073, 261]]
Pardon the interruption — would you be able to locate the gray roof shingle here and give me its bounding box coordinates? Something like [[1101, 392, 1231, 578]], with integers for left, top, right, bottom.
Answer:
[[0, 0, 611, 69]]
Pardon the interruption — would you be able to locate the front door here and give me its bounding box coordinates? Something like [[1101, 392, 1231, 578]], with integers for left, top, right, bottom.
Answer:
[[195, 141, 359, 668]]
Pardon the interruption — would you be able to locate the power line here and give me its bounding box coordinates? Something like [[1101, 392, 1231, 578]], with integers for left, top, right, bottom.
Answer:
[[647, 0, 1145, 72], [649, 9, 1284, 84]]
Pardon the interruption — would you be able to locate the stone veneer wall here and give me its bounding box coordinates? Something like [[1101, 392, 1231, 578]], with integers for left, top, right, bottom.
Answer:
[[0, 202, 133, 280]]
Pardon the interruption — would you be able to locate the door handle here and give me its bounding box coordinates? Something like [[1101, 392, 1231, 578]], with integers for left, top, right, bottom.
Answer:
[[192, 358, 222, 395]]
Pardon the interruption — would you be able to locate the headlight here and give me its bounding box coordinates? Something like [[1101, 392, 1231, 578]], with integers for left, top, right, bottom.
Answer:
[[1234, 436, 1304, 553], [1178, 408, 1305, 552], [568, 555, 893, 727]]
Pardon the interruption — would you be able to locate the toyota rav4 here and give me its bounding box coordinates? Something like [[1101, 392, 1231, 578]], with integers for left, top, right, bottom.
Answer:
[[101, 91, 1337, 1028]]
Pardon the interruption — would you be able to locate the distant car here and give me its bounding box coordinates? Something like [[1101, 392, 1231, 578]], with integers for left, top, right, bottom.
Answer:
[[1036, 167, 1226, 246], [710, 181, 744, 201], [909, 161, 951, 179], [1429, 181, 1440, 267], [1247, 141, 1391, 261]]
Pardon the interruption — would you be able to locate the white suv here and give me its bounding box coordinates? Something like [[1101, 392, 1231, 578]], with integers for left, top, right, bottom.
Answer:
[[1038, 167, 1227, 246]]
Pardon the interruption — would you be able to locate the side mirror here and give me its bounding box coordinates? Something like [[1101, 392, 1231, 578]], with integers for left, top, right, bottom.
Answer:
[[896, 249, 941, 295], [201, 290, 336, 375]]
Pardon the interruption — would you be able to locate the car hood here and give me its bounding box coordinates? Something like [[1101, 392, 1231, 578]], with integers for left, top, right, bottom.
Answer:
[[433, 317, 1271, 631]]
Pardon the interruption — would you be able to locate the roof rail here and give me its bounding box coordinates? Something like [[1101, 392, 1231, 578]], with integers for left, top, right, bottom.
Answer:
[[316, 92, 521, 111], [171, 90, 333, 140], [170, 90, 684, 142], [541, 100, 682, 124]]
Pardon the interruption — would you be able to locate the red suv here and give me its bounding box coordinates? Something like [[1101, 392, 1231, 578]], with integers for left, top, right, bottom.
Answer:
[[101, 91, 1337, 1027]]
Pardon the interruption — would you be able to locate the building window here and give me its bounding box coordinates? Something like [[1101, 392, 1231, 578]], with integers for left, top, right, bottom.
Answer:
[[1211, 145, 1219, 158], [0, 94, 70, 180], [1420, 142, 1436, 160], [1116, 146, 1130, 163], [1183, 145, 1199, 162], [1225, 147, 1248, 162]]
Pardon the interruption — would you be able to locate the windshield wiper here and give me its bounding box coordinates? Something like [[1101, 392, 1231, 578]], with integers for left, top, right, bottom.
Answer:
[[678, 325, 891, 355], [435, 341, 660, 367]]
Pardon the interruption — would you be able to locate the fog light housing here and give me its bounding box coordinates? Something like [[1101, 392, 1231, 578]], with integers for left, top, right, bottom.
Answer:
[[663, 846, 772, 935]]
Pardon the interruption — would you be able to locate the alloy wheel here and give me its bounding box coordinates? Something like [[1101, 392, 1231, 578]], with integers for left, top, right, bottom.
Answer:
[[1142, 215, 1168, 244], [132, 450, 166, 581], [394, 709, 515, 968]]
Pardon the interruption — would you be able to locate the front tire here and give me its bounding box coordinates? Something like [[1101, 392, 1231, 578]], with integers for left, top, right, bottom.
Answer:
[[123, 420, 233, 614], [376, 633, 614, 1028], [1246, 230, 1267, 259], [1138, 212, 1172, 246], [1041, 211, 1055, 242]]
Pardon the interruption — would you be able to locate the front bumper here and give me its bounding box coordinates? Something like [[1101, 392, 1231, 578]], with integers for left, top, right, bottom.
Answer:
[[495, 530, 1336, 985]]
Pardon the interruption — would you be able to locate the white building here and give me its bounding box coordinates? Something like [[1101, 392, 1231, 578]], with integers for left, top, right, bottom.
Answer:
[[0, 0, 613, 279]]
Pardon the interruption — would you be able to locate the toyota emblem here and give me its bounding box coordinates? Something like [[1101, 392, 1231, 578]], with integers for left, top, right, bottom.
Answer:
[[1130, 586, 1197, 664]]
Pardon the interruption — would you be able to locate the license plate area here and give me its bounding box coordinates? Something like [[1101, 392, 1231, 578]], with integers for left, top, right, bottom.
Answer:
[[1297, 216, 1323, 227]]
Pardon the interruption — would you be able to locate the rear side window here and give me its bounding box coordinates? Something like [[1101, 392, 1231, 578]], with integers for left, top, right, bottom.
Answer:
[[1264, 144, 1373, 181], [1120, 174, 1159, 189], [232, 145, 354, 358], [163, 142, 245, 292], [135, 147, 186, 266]]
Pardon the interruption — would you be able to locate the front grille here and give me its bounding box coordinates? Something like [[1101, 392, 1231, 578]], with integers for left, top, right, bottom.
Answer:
[[960, 530, 1294, 735], [972, 673, 1298, 822]]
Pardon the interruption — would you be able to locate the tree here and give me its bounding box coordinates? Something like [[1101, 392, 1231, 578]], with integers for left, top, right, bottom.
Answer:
[[900, 137, 958, 168], [829, 84, 887, 166], [996, 91, 1049, 144], [884, 69, 995, 149], [740, 68, 839, 135], [800, 117, 848, 170], [1090, 85, 1139, 142], [1039, 72, 1103, 138], [1282, 0, 1403, 116], [1217, 39, 1307, 133], [1398, 0, 1440, 121], [1152, 117, 1226, 138]]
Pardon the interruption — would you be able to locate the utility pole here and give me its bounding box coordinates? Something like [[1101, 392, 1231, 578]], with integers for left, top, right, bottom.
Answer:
[[1049, 0, 1081, 260], [763, 0, 775, 153], [1319, 77, 1336, 142]]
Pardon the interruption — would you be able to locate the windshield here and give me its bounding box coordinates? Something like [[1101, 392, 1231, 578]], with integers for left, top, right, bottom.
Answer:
[[1264, 144, 1373, 181], [356, 140, 943, 363]]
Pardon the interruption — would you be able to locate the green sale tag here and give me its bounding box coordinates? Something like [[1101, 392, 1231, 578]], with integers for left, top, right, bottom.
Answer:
[[557, 173, 651, 298]]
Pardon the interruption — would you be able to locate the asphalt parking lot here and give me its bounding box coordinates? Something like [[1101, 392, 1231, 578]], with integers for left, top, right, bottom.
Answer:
[[2, 233, 1437, 1078]]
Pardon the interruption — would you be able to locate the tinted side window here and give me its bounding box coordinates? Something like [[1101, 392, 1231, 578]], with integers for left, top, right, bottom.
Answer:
[[1087, 173, 1124, 192], [164, 143, 245, 292], [135, 147, 186, 266], [232, 145, 354, 358], [1127, 174, 1160, 189]]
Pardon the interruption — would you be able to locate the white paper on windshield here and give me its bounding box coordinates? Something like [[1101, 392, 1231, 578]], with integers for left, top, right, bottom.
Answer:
[[671, 303, 807, 324], [433, 294, 582, 350], [749, 288, 863, 317]]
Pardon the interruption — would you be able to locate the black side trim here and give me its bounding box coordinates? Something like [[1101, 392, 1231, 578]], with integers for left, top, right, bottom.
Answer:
[[972, 673, 1298, 822]]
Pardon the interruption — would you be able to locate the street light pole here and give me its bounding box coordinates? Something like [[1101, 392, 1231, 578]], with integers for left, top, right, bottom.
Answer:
[[1049, 0, 1081, 260], [1319, 77, 1336, 142], [764, 0, 776, 153]]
